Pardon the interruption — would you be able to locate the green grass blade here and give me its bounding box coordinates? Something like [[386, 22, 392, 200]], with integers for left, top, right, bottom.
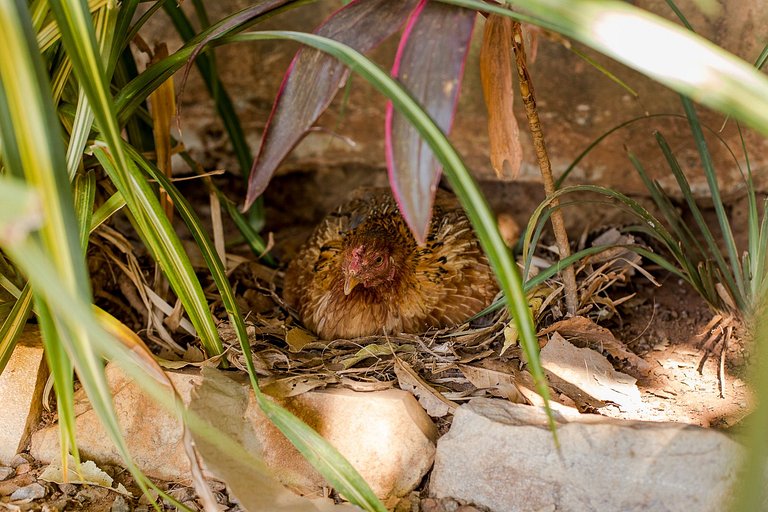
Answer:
[[37, 0, 107, 52], [626, 149, 700, 252], [64, 4, 116, 180], [0, 284, 33, 375], [680, 98, 745, 298], [35, 298, 80, 464], [48, 0, 137, 209], [217, 188, 275, 264], [754, 42, 768, 70], [736, 122, 762, 302], [73, 170, 96, 252], [653, 131, 743, 309], [755, 198, 768, 305], [107, 0, 139, 75], [125, 145, 249, 349], [90, 191, 125, 232], [93, 145, 223, 356], [662, 0, 693, 30], [569, 46, 638, 98]]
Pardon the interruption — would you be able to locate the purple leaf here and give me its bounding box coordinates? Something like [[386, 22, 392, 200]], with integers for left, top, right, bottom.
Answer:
[[386, 1, 476, 244], [183, 0, 295, 95], [244, 0, 419, 210]]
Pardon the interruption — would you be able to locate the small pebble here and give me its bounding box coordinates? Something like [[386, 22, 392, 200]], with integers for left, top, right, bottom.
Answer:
[[111, 495, 131, 512], [138, 489, 159, 505], [10, 482, 46, 501], [58, 483, 78, 496], [9, 453, 31, 468], [0, 467, 14, 481], [15, 462, 31, 475]]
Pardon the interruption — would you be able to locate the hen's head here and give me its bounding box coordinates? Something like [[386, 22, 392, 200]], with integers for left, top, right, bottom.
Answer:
[[341, 240, 397, 295]]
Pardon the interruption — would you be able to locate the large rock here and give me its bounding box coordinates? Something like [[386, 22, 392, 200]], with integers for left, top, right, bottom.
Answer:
[[430, 398, 744, 512], [30, 364, 436, 504], [0, 326, 48, 465]]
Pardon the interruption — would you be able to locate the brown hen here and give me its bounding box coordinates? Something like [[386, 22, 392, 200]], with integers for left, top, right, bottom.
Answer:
[[283, 188, 499, 340]]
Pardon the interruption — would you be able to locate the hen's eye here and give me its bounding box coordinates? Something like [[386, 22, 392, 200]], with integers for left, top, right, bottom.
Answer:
[[374, 255, 384, 265]]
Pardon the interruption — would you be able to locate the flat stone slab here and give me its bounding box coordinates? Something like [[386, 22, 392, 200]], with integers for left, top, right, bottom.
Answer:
[[0, 326, 48, 465], [430, 398, 744, 512], [31, 363, 436, 504]]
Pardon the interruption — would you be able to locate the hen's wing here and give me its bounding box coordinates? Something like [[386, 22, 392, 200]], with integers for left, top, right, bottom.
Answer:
[[403, 190, 499, 329]]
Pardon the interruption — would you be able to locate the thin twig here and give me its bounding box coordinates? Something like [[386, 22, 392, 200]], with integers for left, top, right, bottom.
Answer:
[[718, 325, 731, 399], [511, 22, 579, 315]]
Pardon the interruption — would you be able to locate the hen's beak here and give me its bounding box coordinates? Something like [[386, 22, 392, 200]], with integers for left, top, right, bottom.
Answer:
[[343, 274, 360, 296]]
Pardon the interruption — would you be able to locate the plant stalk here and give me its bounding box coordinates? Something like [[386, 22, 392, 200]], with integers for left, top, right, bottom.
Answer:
[[511, 21, 578, 316]]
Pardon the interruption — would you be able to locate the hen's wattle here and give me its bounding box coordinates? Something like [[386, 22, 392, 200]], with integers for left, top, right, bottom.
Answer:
[[283, 188, 499, 340]]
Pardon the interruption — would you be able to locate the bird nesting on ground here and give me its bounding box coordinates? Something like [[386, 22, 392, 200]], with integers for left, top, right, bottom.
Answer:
[[283, 188, 499, 340]]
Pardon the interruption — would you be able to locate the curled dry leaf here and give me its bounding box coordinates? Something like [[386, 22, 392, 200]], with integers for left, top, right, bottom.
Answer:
[[458, 364, 526, 403], [480, 14, 523, 179], [395, 358, 456, 417], [262, 375, 328, 398], [39, 457, 132, 497], [285, 327, 319, 353], [539, 315, 651, 374], [541, 332, 642, 412]]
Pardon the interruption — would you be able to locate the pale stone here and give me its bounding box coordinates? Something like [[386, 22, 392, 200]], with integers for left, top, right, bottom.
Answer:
[[430, 398, 744, 512], [249, 386, 438, 501], [0, 326, 48, 465], [31, 364, 436, 504], [31, 364, 194, 481], [10, 482, 46, 501]]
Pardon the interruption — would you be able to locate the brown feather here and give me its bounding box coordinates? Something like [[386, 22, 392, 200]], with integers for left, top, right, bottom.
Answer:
[[283, 188, 499, 340]]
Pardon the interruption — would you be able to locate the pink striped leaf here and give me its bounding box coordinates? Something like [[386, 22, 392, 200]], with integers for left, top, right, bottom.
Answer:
[[386, 1, 476, 244], [245, 0, 419, 210]]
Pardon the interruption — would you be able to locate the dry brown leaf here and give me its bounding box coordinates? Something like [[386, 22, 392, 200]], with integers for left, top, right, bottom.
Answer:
[[540, 315, 651, 374], [457, 364, 528, 403], [262, 375, 327, 398], [541, 332, 642, 411], [40, 457, 132, 497], [339, 378, 394, 392], [480, 14, 522, 179], [394, 359, 456, 417], [148, 43, 176, 220], [284, 327, 318, 353]]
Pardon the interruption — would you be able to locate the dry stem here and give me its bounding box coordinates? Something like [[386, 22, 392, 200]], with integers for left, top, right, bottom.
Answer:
[[511, 22, 579, 316]]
